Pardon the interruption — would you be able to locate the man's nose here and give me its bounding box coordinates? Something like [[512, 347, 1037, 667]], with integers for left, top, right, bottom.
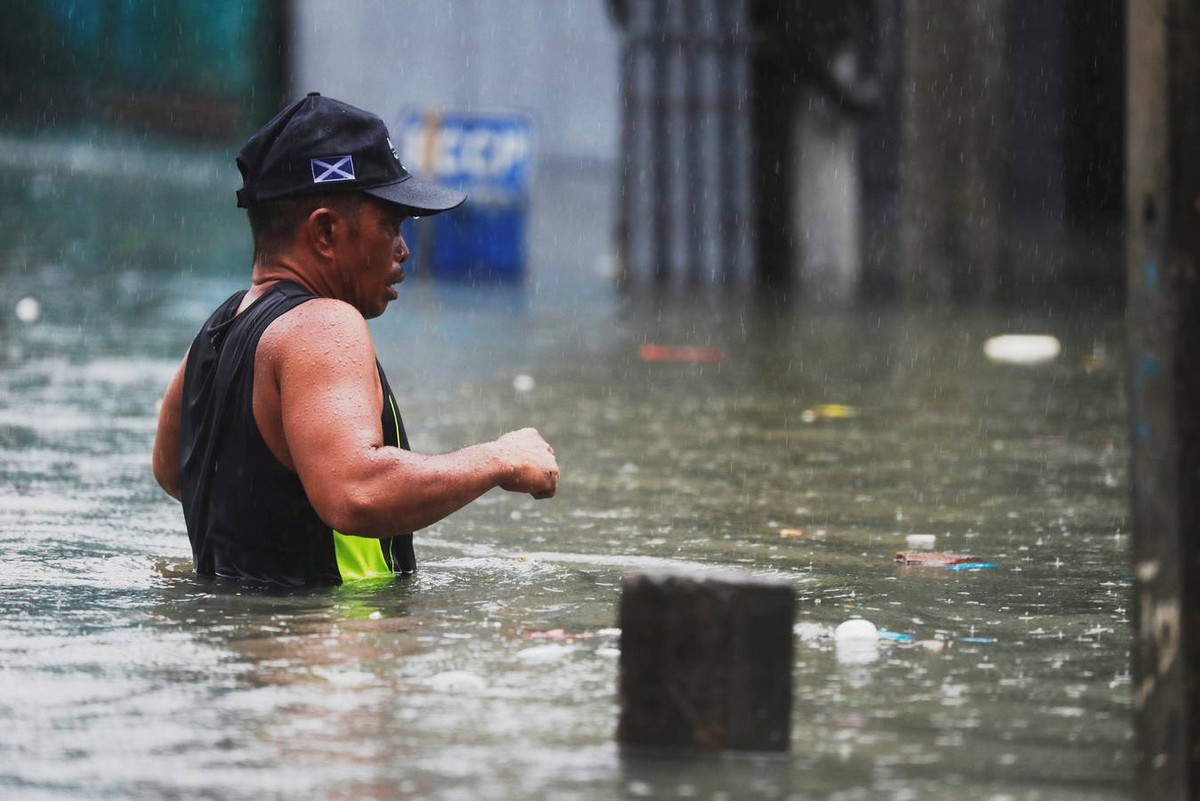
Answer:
[[395, 235, 410, 264]]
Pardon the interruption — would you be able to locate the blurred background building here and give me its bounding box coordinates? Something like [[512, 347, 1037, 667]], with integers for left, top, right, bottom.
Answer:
[[0, 0, 287, 140], [0, 0, 1125, 305]]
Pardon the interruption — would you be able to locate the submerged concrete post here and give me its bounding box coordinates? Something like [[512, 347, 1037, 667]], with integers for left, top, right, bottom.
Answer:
[[616, 571, 795, 753], [1127, 0, 1200, 797]]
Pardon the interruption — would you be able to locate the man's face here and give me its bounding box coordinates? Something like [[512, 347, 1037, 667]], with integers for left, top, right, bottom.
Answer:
[[335, 197, 410, 319]]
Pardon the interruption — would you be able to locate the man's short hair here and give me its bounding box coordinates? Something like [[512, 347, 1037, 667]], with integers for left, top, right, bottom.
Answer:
[[245, 193, 364, 259]]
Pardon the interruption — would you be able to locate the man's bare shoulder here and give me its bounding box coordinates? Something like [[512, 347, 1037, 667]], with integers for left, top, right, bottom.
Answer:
[[258, 296, 375, 364]]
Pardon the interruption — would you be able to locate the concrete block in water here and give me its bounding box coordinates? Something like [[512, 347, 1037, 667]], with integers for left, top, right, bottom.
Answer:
[[616, 571, 795, 753]]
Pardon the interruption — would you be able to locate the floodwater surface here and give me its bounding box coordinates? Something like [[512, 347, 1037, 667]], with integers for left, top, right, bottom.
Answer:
[[0, 139, 1130, 800]]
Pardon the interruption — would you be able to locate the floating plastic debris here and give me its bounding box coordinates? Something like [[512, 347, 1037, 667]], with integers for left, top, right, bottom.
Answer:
[[959, 636, 996, 644], [835, 618, 878, 641], [778, 528, 806, 539], [517, 643, 578, 664], [946, 562, 998, 571], [835, 621, 879, 665], [637, 343, 726, 363], [834, 714, 869, 729], [14, 297, 40, 324], [523, 628, 594, 642], [793, 622, 832, 641], [153, 559, 194, 578], [512, 374, 535, 392], [983, 334, 1061, 365], [425, 671, 487, 692], [800, 404, 856, 423], [895, 551, 980, 567], [877, 630, 916, 644]]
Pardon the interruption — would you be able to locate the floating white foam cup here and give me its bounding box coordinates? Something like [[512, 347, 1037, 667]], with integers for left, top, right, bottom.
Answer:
[[835, 618, 878, 641], [835, 619, 879, 666], [983, 334, 1061, 365], [14, 297, 40, 324]]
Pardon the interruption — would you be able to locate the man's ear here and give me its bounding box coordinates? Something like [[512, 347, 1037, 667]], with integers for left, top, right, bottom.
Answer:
[[305, 207, 338, 259]]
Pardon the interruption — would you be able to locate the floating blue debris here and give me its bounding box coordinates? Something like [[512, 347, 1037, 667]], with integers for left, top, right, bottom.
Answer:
[[959, 637, 995, 644], [877, 630, 916, 644], [946, 562, 998, 571]]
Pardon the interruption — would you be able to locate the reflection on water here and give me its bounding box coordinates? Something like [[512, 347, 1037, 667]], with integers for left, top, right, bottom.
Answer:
[[0, 144, 1129, 799]]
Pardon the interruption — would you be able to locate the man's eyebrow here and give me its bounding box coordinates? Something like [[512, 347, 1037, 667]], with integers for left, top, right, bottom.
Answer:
[[379, 209, 405, 229]]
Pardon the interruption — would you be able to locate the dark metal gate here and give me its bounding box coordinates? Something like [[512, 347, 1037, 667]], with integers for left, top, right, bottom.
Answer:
[[611, 0, 757, 291]]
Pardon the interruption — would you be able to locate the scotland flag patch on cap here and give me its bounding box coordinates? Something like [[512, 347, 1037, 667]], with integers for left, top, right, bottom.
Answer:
[[311, 155, 355, 184]]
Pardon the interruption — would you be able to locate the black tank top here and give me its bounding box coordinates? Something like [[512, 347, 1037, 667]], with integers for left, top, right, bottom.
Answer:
[[179, 280, 415, 587]]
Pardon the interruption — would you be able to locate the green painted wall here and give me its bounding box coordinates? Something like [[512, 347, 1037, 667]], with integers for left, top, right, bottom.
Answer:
[[0, 0, 286, 141]]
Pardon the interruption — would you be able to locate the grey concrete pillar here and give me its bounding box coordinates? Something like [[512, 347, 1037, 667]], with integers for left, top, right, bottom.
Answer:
[[1127, 0, 1200, 797], [900, 0, 1009, 303]]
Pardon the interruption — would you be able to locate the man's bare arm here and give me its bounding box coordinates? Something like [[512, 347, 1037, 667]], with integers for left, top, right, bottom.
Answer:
[[268, 300, 557, 537], [152, 355, 187, 501]]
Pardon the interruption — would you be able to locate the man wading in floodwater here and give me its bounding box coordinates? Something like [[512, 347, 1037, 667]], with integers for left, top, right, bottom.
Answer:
[[151, 93, 558, 587]]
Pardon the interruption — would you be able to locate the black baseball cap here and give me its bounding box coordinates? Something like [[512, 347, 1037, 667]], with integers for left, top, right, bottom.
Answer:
[[235, 92, 466, 216]]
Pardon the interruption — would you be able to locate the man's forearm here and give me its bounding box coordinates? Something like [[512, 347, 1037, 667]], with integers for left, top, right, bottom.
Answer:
[[317, 428, 557, 537], [343, 442, 513, 536]]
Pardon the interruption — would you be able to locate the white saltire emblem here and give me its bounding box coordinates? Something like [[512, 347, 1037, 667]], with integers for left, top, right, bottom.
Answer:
[[310, 155, 356, 183]]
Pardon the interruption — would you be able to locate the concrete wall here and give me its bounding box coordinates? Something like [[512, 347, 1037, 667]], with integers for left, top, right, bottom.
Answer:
[[289, 0, 621, 165]]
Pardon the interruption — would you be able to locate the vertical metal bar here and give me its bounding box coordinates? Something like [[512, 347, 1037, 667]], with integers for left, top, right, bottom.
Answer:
[[727, 0, 756, 285], [651, 0, 671, 283], [682, 0, 702, 284], [716, 0, 735, 283], [616, 0, 636, 286], [666, 0, 688, 286], [629, 0, 656, 285], [697, 0, 721, 283]]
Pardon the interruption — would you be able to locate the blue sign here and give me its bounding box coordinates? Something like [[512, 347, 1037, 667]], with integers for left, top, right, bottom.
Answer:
[[394, 109, 534, 282], [395, 109, 534, 203]]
